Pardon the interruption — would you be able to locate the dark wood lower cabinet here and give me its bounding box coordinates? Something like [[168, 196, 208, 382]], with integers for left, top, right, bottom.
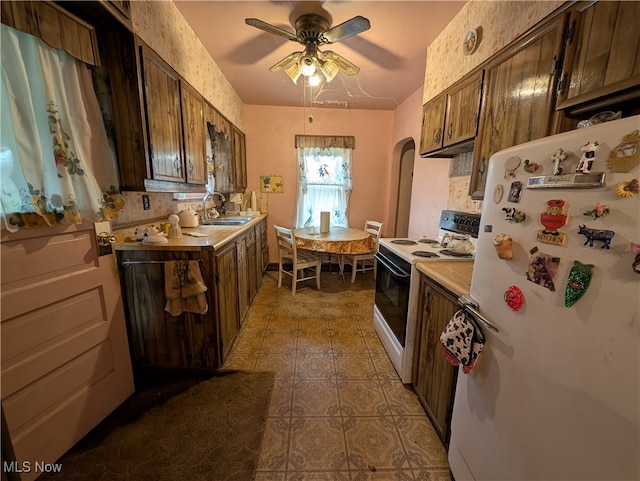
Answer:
[[117, 219, 266, 370], [413, 275, 460, 447]]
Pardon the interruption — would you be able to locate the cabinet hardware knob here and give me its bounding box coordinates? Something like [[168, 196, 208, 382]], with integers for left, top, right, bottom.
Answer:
[[448, 122, 453, 139]]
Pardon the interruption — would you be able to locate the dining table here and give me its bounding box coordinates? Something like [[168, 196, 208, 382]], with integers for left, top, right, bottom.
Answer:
[[293, 226, 376, 255]]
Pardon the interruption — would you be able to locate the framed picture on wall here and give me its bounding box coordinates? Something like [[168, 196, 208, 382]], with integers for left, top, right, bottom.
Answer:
[[261, 176, 284, 193]]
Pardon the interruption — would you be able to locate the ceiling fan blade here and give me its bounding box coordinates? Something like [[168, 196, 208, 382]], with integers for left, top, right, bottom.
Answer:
[[245, 18, 298, 42], [322, 16, 370, 43], [321, 50, 360, 76], [269, 52, 303, 72]]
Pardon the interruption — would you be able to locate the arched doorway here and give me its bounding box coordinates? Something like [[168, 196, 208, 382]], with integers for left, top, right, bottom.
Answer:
[[394, 139, 415, 237]]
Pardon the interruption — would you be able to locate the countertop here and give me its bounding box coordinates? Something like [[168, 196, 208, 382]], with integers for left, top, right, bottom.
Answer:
[[416, 261, 473, 298], [114, 214, 267, 251]]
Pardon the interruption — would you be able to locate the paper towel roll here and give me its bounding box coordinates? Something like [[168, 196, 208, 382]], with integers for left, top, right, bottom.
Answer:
[[320, 211, 330, 233]]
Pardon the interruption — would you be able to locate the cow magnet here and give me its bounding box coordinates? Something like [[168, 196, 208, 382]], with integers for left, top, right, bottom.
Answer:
[[576, 141, 599, 174], [537, 199, 567, 246], [502, 207, 526, 223], [565, 260, 594, 307], [578, 224, 615, 249]]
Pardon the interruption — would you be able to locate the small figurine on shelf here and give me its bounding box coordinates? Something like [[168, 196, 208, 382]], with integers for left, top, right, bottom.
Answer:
[[167, 214, 182, 239], [576, 141, 599, 174], [550, 148, 567, 176]]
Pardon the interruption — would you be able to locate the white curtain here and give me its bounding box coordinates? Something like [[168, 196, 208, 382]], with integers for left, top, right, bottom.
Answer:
[[295, 147, 352, 228], [0, 25, 124, 232]]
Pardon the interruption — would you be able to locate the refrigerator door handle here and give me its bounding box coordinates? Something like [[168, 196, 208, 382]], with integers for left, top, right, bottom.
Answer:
[[458, 294, 500, 333]]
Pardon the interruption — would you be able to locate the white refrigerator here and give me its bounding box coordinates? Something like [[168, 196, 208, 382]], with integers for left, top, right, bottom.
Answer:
[[448, 115, 640, 480]]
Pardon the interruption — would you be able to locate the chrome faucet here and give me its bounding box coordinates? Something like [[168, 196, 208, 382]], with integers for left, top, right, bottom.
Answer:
[[202, 192, 226, 219]]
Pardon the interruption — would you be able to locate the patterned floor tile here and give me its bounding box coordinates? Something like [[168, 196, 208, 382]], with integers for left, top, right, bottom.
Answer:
[[338, 380, 390, 417], [242, 270, 449, 480], [288, 417, 348, 471], [295, 353, 336, 380], [258, 418, 292, 471], [349, 468, 415, 481], [261, 333, 299, 354], [334, 353, 377, 380], [396, 417, 449, 469], [380, 380, 426, 417], [292, 379, 340, 417], [287, 471, 350, 481], [344, 417, 410, 471], [269, 380, 294, 417], [256, 353, 296, 380]]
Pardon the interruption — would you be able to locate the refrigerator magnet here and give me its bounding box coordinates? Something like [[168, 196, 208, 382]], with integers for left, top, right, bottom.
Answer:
[[607, 130, 640, 172], [550, 148, 568, 176], [577, 225, 615, 249], [507, 181, 523, 203], [502, 207, 526, 223], [576, 141, 599, 174], [615, 178, 639, 198], [583, 203, 609, 220], [493, 234, 513, 260], [631, 243, 640, 277], [504, 285, 524, 311], [504, 156, 521, 180], [526, 247, 560, 292], [523, 159, 540, 173], [493, 184, 504, 204], [565, 260, 594, 307], [537, 199, 568, 245]]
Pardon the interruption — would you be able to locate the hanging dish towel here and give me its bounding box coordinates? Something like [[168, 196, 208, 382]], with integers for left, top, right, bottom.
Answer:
[[440, 309, 485, 374], [164, 260, 208, 316]]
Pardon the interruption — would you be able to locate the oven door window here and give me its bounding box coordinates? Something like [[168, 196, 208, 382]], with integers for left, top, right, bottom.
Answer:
[[374, 253, 411, 347]]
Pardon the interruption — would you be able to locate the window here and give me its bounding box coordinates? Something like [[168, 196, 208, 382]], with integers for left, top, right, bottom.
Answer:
[[295, 146, 353, 228], [1, 24, 123, 232]]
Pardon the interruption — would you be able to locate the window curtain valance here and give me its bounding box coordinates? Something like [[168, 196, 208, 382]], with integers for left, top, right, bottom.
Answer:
[[295, 135, 355, 150]]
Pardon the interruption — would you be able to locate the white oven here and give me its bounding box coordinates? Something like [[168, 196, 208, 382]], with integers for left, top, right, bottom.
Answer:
[[373, 210, 480, 383]]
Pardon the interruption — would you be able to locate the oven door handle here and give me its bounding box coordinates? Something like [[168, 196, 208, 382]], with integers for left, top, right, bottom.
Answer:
[[374, 253, 411, 279]]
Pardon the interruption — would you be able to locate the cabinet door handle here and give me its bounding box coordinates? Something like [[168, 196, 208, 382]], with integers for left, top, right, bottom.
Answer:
[[447, 122, 453, 139], [434, 128, 441, 144]]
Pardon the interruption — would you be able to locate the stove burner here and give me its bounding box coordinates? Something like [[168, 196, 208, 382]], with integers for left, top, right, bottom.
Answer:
[[412, 251, 440, 258], [419, 238, 439, 245], [440, 249, 474, 258], [391, 239, 418, 245]]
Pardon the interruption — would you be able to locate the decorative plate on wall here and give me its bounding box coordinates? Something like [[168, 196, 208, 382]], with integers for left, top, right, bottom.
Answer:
[[463, 28, 479, 55]]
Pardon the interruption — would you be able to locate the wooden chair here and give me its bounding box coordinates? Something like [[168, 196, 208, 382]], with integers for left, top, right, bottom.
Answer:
[[340, 220, 383, 283], [274, 225, 322, 295]]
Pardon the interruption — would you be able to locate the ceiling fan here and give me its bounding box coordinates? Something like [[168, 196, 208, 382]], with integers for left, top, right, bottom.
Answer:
[[245, 13, 370, 84]]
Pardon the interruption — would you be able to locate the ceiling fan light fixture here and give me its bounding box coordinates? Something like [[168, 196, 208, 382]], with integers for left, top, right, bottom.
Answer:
[[308, 74, 322, 86], [283, 62, 304, 84], [300, 55, 317, 77], [319, 59, 340, 82]]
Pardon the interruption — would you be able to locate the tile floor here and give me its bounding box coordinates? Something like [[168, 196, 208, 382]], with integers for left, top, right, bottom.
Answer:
[[223, 270, 451, 481]]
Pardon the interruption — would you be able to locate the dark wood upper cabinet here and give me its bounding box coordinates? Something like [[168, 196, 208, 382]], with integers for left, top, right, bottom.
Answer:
[[180, 80, 207, 185], [231, 126, 247, 191], [140, 44, 185, 184], [469, 14, 566, 199], [557, 1, 640, 114], [444, 70, 484, 148], [420, 97, 447, 155], [420, 70, 483, 157]]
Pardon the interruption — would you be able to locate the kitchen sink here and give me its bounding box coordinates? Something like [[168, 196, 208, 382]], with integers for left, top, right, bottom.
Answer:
[[201, 216, 254, 226]]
